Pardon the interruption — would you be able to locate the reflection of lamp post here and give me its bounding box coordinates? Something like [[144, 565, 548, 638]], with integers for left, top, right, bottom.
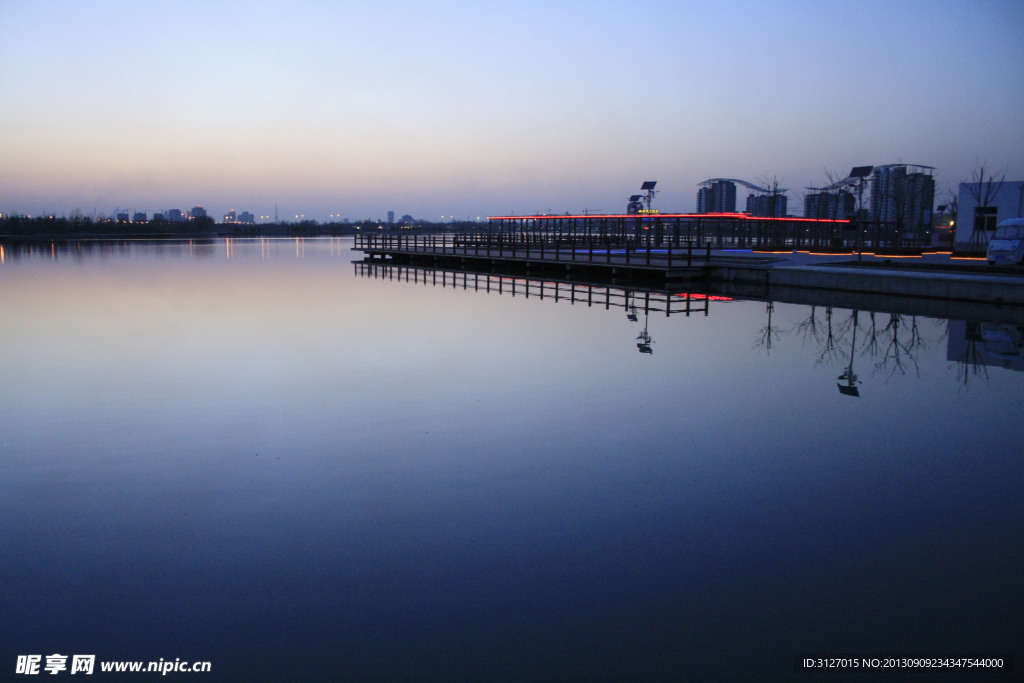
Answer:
[[636, 308, 653, 354], [837, 311, 860, 397]]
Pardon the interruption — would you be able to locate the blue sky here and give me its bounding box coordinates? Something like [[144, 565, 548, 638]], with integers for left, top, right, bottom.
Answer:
[[2, 0, 1022, 221]]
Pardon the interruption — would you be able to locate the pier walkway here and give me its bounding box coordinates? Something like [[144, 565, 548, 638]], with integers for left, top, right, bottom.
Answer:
[[354, 233, 713, 284], [354, 233, 1024, 306]]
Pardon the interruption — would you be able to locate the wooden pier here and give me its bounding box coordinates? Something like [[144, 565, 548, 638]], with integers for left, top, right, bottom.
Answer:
[[354, 233, 713, 285]]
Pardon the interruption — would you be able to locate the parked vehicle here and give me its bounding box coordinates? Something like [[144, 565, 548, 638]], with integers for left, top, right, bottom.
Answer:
[[987, 218, 1024, 265]]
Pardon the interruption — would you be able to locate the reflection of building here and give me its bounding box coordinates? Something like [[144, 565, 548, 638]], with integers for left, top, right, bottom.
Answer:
[[947, 320, 1024, 372], [954, 179, 1024, 251]]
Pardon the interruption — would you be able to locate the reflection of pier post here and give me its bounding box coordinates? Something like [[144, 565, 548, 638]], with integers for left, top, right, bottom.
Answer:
[[353, 262, 714, 320]]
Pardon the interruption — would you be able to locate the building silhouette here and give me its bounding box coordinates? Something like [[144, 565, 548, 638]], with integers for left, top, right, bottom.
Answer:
[[696, 179, 737, 213], [869, 164, 935, 235], [746, 192, 787, 217], [804, 189, 854, 219]]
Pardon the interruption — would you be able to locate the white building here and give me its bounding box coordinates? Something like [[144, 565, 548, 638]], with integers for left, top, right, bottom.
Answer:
[[955, 180, 1024, 251]]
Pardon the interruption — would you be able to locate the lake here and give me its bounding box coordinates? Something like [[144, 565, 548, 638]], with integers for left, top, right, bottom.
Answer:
[[1, 237, 1020, 681]]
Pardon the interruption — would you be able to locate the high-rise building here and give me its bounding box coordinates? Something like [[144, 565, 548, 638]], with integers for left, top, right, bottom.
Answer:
[[223, 210, 236, 223], [804, 190, 854, 219], [191, 206, 207, 219], [696, 179, 737, 213], [387, 211, 395, 224], [869, 164, 935, 233], [132, 211, 147, 223], [746, 193, 787, 217]]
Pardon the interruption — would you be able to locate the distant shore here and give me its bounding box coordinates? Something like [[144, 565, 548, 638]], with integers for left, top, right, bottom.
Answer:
[[0, 216, 484, 240]]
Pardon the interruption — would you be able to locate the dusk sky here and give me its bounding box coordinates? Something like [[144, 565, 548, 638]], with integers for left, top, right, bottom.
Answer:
[[2, 0, 1022, 222]]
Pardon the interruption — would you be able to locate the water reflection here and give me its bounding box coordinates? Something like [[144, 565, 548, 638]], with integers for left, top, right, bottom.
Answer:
[[353, 261, 720, 356], [0, 236, 352, 262], [3, 237, 1021, 680], [354, 259, 1024, 392]]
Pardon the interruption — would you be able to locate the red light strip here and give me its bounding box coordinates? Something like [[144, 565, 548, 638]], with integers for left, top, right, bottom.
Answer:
[[486, 213, 849, 223], [672, 293, 733, 301]]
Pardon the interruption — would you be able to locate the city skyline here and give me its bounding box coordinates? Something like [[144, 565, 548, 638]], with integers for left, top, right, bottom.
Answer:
[[2, 1, 1022, 221]]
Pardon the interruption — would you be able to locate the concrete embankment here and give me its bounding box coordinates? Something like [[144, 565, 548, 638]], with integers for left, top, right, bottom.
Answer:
[[707, 251, 1024, 309]]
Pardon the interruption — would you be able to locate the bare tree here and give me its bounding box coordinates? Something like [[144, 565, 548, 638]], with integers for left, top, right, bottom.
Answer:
[[965, 163, 1006, 250]]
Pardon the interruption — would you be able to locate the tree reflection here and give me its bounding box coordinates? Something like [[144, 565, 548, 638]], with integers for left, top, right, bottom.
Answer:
[[795, 305, 821, 345], [861, 311, 882, 359], [951, 321, 990, 388], [875, 313, 921, 378], [817, 307, 842, 365], [755, 302, 780, 354]]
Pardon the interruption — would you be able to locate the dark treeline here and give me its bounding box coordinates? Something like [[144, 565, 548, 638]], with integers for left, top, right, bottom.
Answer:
[[0, 215, 487, 238]]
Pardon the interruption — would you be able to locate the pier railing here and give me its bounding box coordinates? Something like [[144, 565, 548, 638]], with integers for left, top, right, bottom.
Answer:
[[485, 215, 932, 252], [355, 233, 713, 268]]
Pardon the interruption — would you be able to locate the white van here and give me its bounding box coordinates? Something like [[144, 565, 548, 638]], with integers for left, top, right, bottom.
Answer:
[[987, 218, 1024, 265]]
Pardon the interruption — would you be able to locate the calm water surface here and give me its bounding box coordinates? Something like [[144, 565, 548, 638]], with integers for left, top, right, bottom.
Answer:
[[1, 238, 1021, 681]]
